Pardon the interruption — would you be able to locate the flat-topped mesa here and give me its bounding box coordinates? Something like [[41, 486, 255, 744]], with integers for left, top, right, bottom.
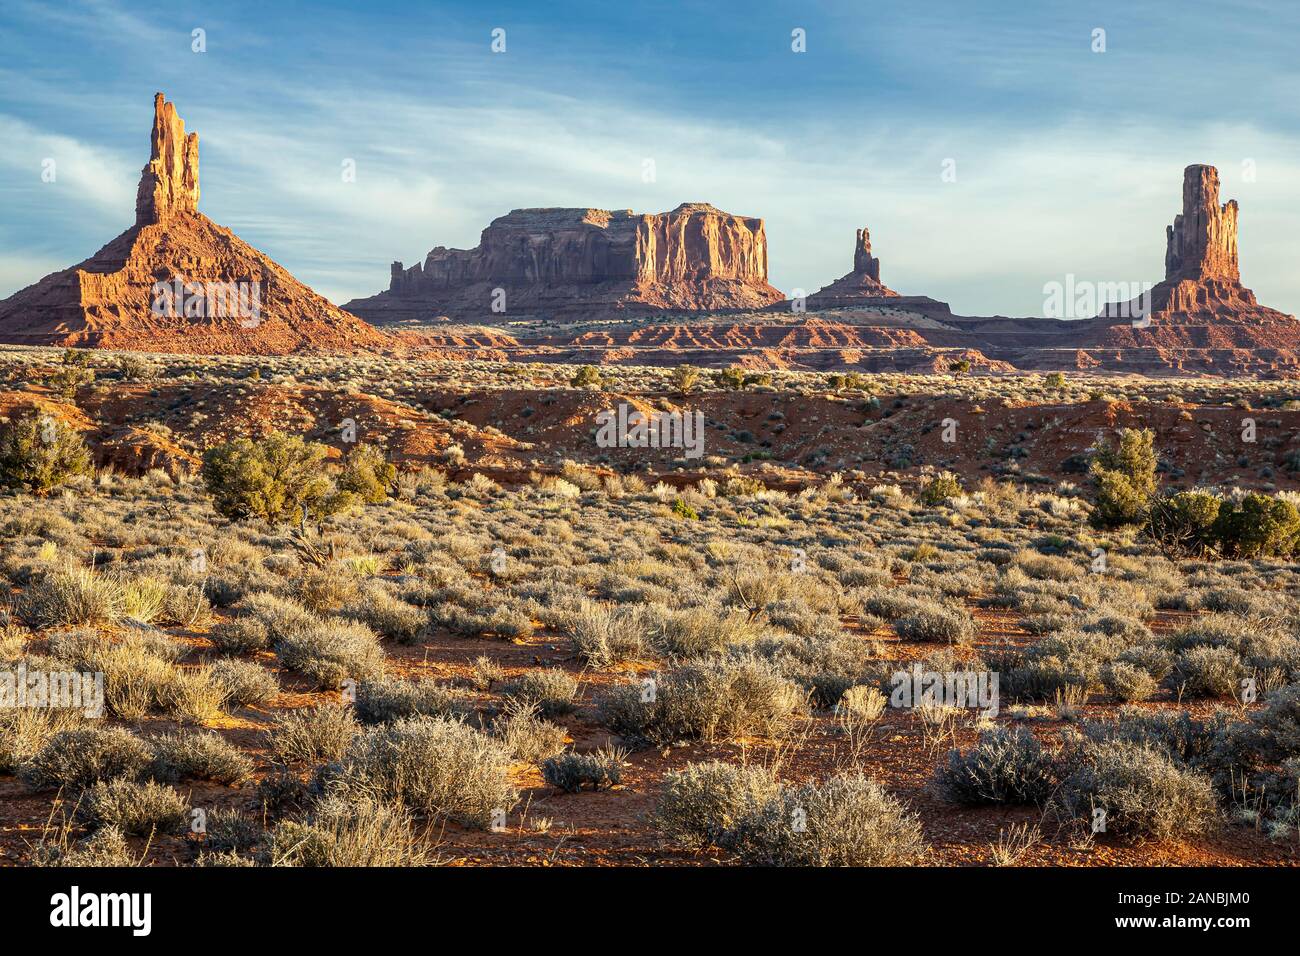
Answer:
[[1165, 164, 1239, 282], [135, 92, 200, 225], [346, 203, 784, 322]]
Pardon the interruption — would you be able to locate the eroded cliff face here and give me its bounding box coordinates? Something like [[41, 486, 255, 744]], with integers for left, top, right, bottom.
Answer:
[[348, 203, 783, 322], [0, 93, 389, 355], [1165, 165, 1239, 283]]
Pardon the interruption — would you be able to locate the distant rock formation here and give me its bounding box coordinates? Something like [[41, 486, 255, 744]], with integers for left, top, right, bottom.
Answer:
[[1097, 164, 1289, 329], [344, 203, 785, 323], [801, 225, 901, 308], [0, 93, 389, 355]]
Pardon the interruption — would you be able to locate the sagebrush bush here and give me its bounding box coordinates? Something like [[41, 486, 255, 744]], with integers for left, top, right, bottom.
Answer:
[[938, 728, 1057, 805], [275, 619, 384, 688], [208, 616, 270, 654], [18, 566, 124, 629], [354, 676, 463, 724], [1055, 741, 1217, 842], [1175, 645, 1246, 699], [1101, 661, 1159, 703], [148, 730, 252, 784], [541, 747, 625, 792], [567, 600, 646, 666], [599, 656, 806, 745], [209, 657, 279, 708], [650, 761, 780, 848], [268, 795, 429, 867], [506, 668, 579, 717], [20, 726, 151, 790], [77, 779, 189, 836], [726, 774, 926, 866], [492, 700, 567, 763], [266, 705, 359, 766], [317, 716, 517, 829], [894, 604, 976, 645]]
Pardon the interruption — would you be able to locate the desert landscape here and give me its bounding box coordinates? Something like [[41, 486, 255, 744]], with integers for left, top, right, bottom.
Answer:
[[0, 9, 1295, 926]]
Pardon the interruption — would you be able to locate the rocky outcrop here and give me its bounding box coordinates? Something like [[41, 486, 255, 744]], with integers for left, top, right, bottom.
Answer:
[[344, 203, 785, 323], [135, 93, 200, 225], [799, 225, 900, 308], [0, 93, 390, 355]]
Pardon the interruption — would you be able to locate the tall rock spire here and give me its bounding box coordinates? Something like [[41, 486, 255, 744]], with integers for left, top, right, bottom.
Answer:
[[852, 227, 882, 281], [1164, 164, 1239, 282], [135, 93, 200, 225]]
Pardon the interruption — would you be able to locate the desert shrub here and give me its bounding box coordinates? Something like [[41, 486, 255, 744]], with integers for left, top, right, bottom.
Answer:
[[894, 604, 976, 645], [316, 717, 517, 829], [161, 665, 227, 724], [1101, 661, 1159, 702], [354, 676, 463, 724], [343, 584, 427, 643], [201, 432, 357, 526], [32, 825, 138, 867], [1089, 428, 1157, 528], [726, 774, 926, 866], [567, 600, 646, 666], [20, 726, 151, 790], [1242, 684, 1300, 764], [201, 809, 265, 853], [275, 619, 384, 688], [1175, 645, 1247, 698], [209, 658, 279, 708], [670, 364, 700, 393], [506, 668, 579, 717], [541, 747, 625, 792], [650, 604, 764, 658], [268, 795, 430, 867], [1054, 741, 1217, 842], [18, 566, 124, 628], [492, 700, 567, 763], [208, 616, 270, 654], [242, 592, 318, 643], [1147, 491, 1222, 558], [76, 779, 189, 836], [599, 656, 805, 745], [1114, 644, 1174, 680], [0, 412, 92, 494], [570, 365, 603, 388], [266, 705, 360, 766], [336, 443, 396, 504], [650, 761, 781, 849], [148, 730, 252, 784], [1081, 708, 1231, 772], [938, 728, 1056, 805], [919, 473, 962, 506], [0, 707, 84, 774], [1212, 493, 1300, 559]]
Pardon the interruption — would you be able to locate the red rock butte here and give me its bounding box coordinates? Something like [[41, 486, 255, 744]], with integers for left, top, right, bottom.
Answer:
[[0, 93, 390, 354], [343, 203, 786, 323]]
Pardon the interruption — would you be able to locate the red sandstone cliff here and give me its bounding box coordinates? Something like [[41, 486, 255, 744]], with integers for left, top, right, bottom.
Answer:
[[0, 93, 390, 355], [343, 203, 785, 323]]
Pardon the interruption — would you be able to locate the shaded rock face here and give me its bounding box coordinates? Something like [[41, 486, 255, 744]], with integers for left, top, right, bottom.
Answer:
[[0, 93, 389, 355], [347, 203, 784, 322], [135, 93, 200, 225], [852, 227, 882, 281]]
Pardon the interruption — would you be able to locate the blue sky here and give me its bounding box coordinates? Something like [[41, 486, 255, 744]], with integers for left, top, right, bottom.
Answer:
[[2, 0, 1298, 316]]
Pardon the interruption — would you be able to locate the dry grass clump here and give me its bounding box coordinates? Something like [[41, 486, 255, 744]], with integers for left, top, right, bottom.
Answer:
[[268, 795, 431, 867], [266, 705, 360, 766], [19, 726, 152, 790], [76, 779, 190, 836]]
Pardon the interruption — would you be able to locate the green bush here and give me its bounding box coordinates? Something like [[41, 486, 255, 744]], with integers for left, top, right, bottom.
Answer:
[[919, 473, 962, 506], [201, 432, 357, 526], [1089, 428, 1157, 528], [0, 412, 92, 494], [570, 365, 603, 388], [1212, 493, 1300, 559], [337, 443, 396, 504]]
